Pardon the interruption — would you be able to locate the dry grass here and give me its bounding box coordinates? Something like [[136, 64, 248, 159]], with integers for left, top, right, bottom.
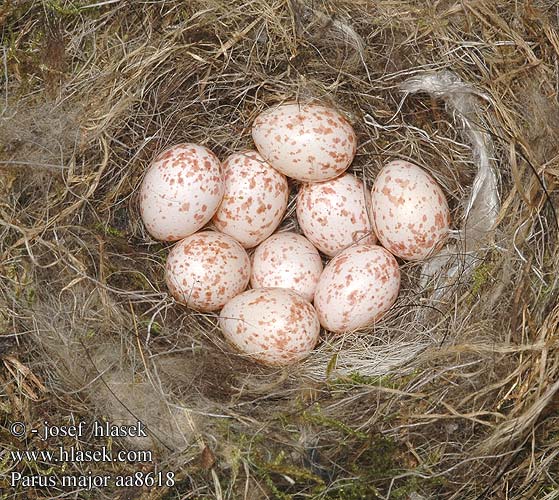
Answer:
[[1, 0, 559, 498]]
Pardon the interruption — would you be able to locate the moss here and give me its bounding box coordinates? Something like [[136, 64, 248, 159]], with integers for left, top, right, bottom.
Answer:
[[293, 402, 446, 499], [320, 441, 446, 500], [251, 450, 325, 500], [3, 27, 45, 90], [305, 433, 440, 499], [141, 320, 162, 335], [301, 404, 368, 440], [323, 481, 382, 500], [469, 262, 493, 299], [44, 0, 101, 16], [353, 435, 398, 475], [93, 222, 125, 238], [26, 287, 36, 306], [391, 475, 447, 499], [44, 0, 82, 16]]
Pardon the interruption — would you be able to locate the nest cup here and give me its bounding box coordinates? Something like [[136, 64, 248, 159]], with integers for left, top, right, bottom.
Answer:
[[2, 1, 558, 498]]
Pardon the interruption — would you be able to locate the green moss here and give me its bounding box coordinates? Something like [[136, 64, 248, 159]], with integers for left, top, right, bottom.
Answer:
[[301, 404, 368, 440], [93, 222, 125, 238], [187, 416, 444, 500], [469, 262, 493, 298], [324, 481, 382, 500], [352, 435, 398, 476], [537, 486, 559, 498], [3, 27, 44, 89], [391, 475, 446, 499], [251, 450, 325, 500], [44, 0, 81, 16], [43, 0, 93, 16], [26, 287, 36, 305], [142, 320, 162, 335]]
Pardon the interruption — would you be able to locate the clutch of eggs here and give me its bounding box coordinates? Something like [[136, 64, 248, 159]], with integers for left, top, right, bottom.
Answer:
[[138, 102, 453, 366]]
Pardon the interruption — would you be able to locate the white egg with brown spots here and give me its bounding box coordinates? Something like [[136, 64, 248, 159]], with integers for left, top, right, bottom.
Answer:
[[140, 143, 224, 241], [371, 160, 451, 261], [165, 231, 250, 312], [252, 103, 357, 182], [251, 232, 323, 302], [219, 288, 320, 365], [296, 173, 376, 257], [314, 244, 400, 333], [212, 151, 289, 248]]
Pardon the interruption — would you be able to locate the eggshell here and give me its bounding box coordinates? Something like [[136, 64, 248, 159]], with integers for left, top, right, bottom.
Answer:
[[252, 103, 357, 182], [251, 232, 323, 302], [370, 160, 451, 261], [219, 288, 320, 365], [212, 151, 289, 248], [165, 231, 250, 312], [296, 173, 376, 257], [140, 143, 223, 241], [313, 244, 400, 333]]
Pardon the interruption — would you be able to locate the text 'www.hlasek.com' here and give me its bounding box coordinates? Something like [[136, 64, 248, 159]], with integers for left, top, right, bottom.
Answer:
[[7, 419, 176, 490]]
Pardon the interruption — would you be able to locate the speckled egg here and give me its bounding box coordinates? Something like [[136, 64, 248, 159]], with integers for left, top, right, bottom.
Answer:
[[370, 160, 451, 261], [296, 173, 376, 257], [252, 103, 357, 182], [165, 231, 250, 312], [251, 232, 323, 302], [140, 143, 223, 241], [219, 287, 320, 365], [314, 244, 400, 333], [212, 151, 289, 248]]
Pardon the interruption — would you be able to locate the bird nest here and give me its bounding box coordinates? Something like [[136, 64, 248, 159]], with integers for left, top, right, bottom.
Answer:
[[1, 1, 558, 498]]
